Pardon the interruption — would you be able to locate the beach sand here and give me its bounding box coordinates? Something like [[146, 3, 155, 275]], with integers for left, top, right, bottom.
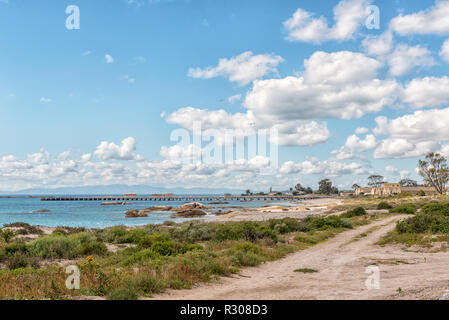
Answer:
[[213, 198, 342, 222]]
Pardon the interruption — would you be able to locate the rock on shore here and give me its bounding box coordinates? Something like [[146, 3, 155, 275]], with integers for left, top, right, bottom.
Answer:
[[125, 209, 148, 218], [170, 209, 207, 218]]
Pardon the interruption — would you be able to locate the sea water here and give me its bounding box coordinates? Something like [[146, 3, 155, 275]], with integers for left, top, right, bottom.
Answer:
[[0, 195, 295, 228]]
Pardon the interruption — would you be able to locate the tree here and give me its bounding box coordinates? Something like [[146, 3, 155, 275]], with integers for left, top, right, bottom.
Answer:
[[318, 179, 336, 195], [367, 175, 384, 188], [399, 178, 418, 187], [418, 152, 449, 195], [294, 183, 303, 192], [352, 183, 360, 190], [305, 187, 313, 194]]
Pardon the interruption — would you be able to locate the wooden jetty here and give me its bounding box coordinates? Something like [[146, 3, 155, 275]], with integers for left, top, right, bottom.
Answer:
[[40, 195, 321, 202]]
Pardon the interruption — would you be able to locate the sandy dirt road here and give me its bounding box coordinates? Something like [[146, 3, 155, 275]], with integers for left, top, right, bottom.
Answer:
[[154, 215, 449, 300]]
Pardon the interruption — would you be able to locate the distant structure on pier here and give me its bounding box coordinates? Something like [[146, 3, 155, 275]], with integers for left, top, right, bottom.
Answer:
[[151, 193, 174, 198], [124, 193, 137, 198]]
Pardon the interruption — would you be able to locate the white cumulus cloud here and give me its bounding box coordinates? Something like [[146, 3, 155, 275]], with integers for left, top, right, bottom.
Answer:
[[94, 137, 143, 161], [283, 0, 370, 44], [188, 51, 284, 86], [390, 1, 449, 36]]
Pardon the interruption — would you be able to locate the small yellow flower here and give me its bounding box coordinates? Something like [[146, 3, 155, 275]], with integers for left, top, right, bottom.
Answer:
[[80, 256, 96, 268]]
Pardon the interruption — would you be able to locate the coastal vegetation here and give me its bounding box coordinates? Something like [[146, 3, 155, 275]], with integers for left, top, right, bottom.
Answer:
[[0, 214, 374, 300], [378, 200, 449, 248]]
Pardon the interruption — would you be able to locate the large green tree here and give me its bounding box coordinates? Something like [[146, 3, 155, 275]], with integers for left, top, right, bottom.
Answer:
[[399, 178, 418, 187], [318, 179, 338, 195], [418, 152, 449, 195], [367, 175, 384, 188]]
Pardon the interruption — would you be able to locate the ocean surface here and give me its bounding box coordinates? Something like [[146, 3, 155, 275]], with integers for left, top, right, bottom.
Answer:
[[0, 195, 295, 229]]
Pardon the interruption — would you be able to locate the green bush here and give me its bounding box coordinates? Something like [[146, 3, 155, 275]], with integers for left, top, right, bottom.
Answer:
[[234, 241, 262, 254], [1, 229, 16, 243], [52, 228, 68, 236], [390, 204, 416, 214], [151, 239, 176, 256], [305, 216, 353, 230], [213, 222, 277, 243], [79, 241, 107, 256], [6, 252, 29, 270], [232, 251, 262, 267], [127, 229, 151, 244], [416, 190, 426, 197], [1, 241, 28, 258], [134, 274, 165, 295], [229, 242, 264, 267], [421, 203, 449, 216], [27, 235, 81, 259], [107, 282, 139, 300], [396, 213, 449, 234], [268, 218, 307, 234], [97, 226, 151, 245], [170, 221, 215, 242], [121, 249, 160, 266], [341, 207, 367, 218], [99, 226, 131, 244], [377, 201, 392, 210]]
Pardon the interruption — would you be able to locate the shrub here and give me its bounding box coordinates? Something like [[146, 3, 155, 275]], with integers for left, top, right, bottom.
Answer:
[[273, 222, 289, 234], [396, 213, 449, 234], [390, 204, 416, 214], [1, 241, 28, 258], [213, 222, 277, 243], [294, 268, 318, 273], [100, 226, 131, 244], [151, 239, 175, 256], [127, 229, 151, 244], [341, 207, 366, 218], [377, 201, 392, 210], [268, 218, 306, 234], [79, 241, 107, 256], [6, 252, 29, 270], [176, 243, 203, 255], [305, 216, 353, 230], [170, 221, 215, 242], [107, 282, 139, 300], [229, 242, 264, 267], [27, 235, 81, 259], [232, 251, 262, 267], [149, 232, 176, 256], [121, 249, 160, 266], [421, 203, 449, 216], [52, 228, 68, 236], [416, 190, 426, 197], [234, 241, 262, 254], [1, 229, 16, 243], [134, 274, 165, 295]]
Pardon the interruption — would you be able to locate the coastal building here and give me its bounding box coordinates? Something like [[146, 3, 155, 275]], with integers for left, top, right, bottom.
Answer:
[[355, 183, 442, 196]]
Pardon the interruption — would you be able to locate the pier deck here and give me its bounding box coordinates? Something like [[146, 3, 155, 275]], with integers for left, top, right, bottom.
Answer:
[[40, 195, 321, 202]]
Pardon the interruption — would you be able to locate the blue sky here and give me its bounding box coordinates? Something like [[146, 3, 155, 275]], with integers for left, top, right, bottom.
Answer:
[[1, 0, 449, 191]]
